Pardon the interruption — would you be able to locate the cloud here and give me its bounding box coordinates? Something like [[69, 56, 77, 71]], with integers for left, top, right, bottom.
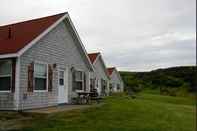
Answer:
[[0, 0, 196, 71]]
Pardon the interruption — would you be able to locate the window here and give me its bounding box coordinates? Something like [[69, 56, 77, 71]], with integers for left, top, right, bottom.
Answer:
[[34, 63, 47, 91], [90, 78, 95, 91], [109, 83, 113, 91], [101, 79, 107, 95], [96, 79, 99, 88], [75, 71, 83, 90], [0, 60, 12, 91], [117, 84, 120, 90], [59, 71, 64, 86]]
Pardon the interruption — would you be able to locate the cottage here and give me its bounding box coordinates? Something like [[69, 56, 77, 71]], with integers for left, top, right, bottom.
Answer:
[[88, 53, 109, 96], [107, 67, 124, 92], [0, 12, 94, 110]]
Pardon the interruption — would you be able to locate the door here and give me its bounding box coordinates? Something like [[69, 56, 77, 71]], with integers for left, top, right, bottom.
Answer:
[[58, 69, 68, 104]]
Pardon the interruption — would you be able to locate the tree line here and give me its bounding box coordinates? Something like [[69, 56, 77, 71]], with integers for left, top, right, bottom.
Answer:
[[120, 66, 196, 96]]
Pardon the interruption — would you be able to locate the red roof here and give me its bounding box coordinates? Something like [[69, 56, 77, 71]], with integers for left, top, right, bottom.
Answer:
[[107, 67, 115, 76], [88, 53, 100, 64], [0, 13, 66, 55]]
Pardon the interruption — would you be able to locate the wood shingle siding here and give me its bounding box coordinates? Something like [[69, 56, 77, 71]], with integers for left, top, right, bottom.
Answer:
[[18, 21, 90, 110]]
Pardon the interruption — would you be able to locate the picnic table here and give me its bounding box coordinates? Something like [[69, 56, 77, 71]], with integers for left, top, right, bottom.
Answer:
[[76, 91, 94, 104]]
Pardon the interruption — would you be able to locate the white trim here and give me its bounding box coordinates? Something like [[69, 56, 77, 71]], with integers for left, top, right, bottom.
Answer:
[[58, 67, 68, 103], [74, 69, 85, 91], [0, 91, 11, 93], [0, 59, 12, 92], [0, 75, 12, 77], [88, 72, 91, 91], [65, 67, 69, 99], [34, 90, 48, 93], [0, 53, 18, 59], [58, 69, 65, 86], [14, 57, 20, 110]]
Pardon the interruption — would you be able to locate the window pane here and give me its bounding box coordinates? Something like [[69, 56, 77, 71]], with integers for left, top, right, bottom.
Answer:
[[0, 77, 11, 91], [76, 81, 83, 90], [59, 71, 64, 86], [117, 84, 120, 90], [0, 60, 12, 76], [90, 79, 95, 91], [109, 84, 113, 90], [34, 63, 47, 77], [35, 78, 46, 90], [90, 79, 95, 86], [59, 79, 64, 86], [75, 71, 82, 81]]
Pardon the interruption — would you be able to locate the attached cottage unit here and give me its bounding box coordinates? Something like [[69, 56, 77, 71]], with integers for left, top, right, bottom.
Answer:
[[0, 12, 94, 110], [107, 67, 124, 92], [88, 53, 109, 96]]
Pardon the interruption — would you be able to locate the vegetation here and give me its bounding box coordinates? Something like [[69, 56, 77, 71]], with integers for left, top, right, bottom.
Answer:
[[0, 93, 195, 131], [0, 66, 196, 131], [120, 66, 196, 96]]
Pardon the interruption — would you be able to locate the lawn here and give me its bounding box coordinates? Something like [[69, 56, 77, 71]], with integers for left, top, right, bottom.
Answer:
[[0, 93, 196, 131]]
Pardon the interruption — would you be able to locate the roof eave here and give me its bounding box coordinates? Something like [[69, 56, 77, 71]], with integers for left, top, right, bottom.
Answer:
[[0, 53, 19, 59], [66, 14, 94, 72]]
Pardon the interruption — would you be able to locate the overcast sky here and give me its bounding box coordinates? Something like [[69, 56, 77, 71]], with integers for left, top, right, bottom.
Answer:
[[0, 0, 196, 71]]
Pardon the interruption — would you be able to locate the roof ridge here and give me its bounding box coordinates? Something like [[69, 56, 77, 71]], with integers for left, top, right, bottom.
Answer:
[[0, 12, 67, 27], [88, 52, 100, 55]]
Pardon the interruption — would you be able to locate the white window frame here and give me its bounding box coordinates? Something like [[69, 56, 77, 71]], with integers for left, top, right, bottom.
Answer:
[[0, 60, 12, 93], [75, 69, 84, 91], [58, 69, 65, 86], [33, 61, 48, 92]]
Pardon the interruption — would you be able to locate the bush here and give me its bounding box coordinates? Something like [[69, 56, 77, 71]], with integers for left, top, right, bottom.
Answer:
[[126, 78, 143, 93]]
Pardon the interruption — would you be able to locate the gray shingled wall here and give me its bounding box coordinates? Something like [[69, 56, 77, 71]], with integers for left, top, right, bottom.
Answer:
[[110, 70, 124, 92], [0, 93, 15, 110], [90, 57, 109, 95], [17, 21, 90, 110]]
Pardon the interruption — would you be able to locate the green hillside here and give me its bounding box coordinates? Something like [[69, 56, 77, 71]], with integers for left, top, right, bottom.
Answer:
[[120, 66, 196, 96]]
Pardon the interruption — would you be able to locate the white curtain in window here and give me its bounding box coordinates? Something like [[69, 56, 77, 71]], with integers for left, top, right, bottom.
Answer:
[[34, 63, 47, 78]]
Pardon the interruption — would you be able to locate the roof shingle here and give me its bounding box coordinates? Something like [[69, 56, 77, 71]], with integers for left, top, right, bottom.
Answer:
[[88, 53, 100, 64], [107, 67, 115, 76]]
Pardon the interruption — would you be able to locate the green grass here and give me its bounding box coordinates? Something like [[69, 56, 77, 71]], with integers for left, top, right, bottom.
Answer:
[[0, 93, 196, 131]]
